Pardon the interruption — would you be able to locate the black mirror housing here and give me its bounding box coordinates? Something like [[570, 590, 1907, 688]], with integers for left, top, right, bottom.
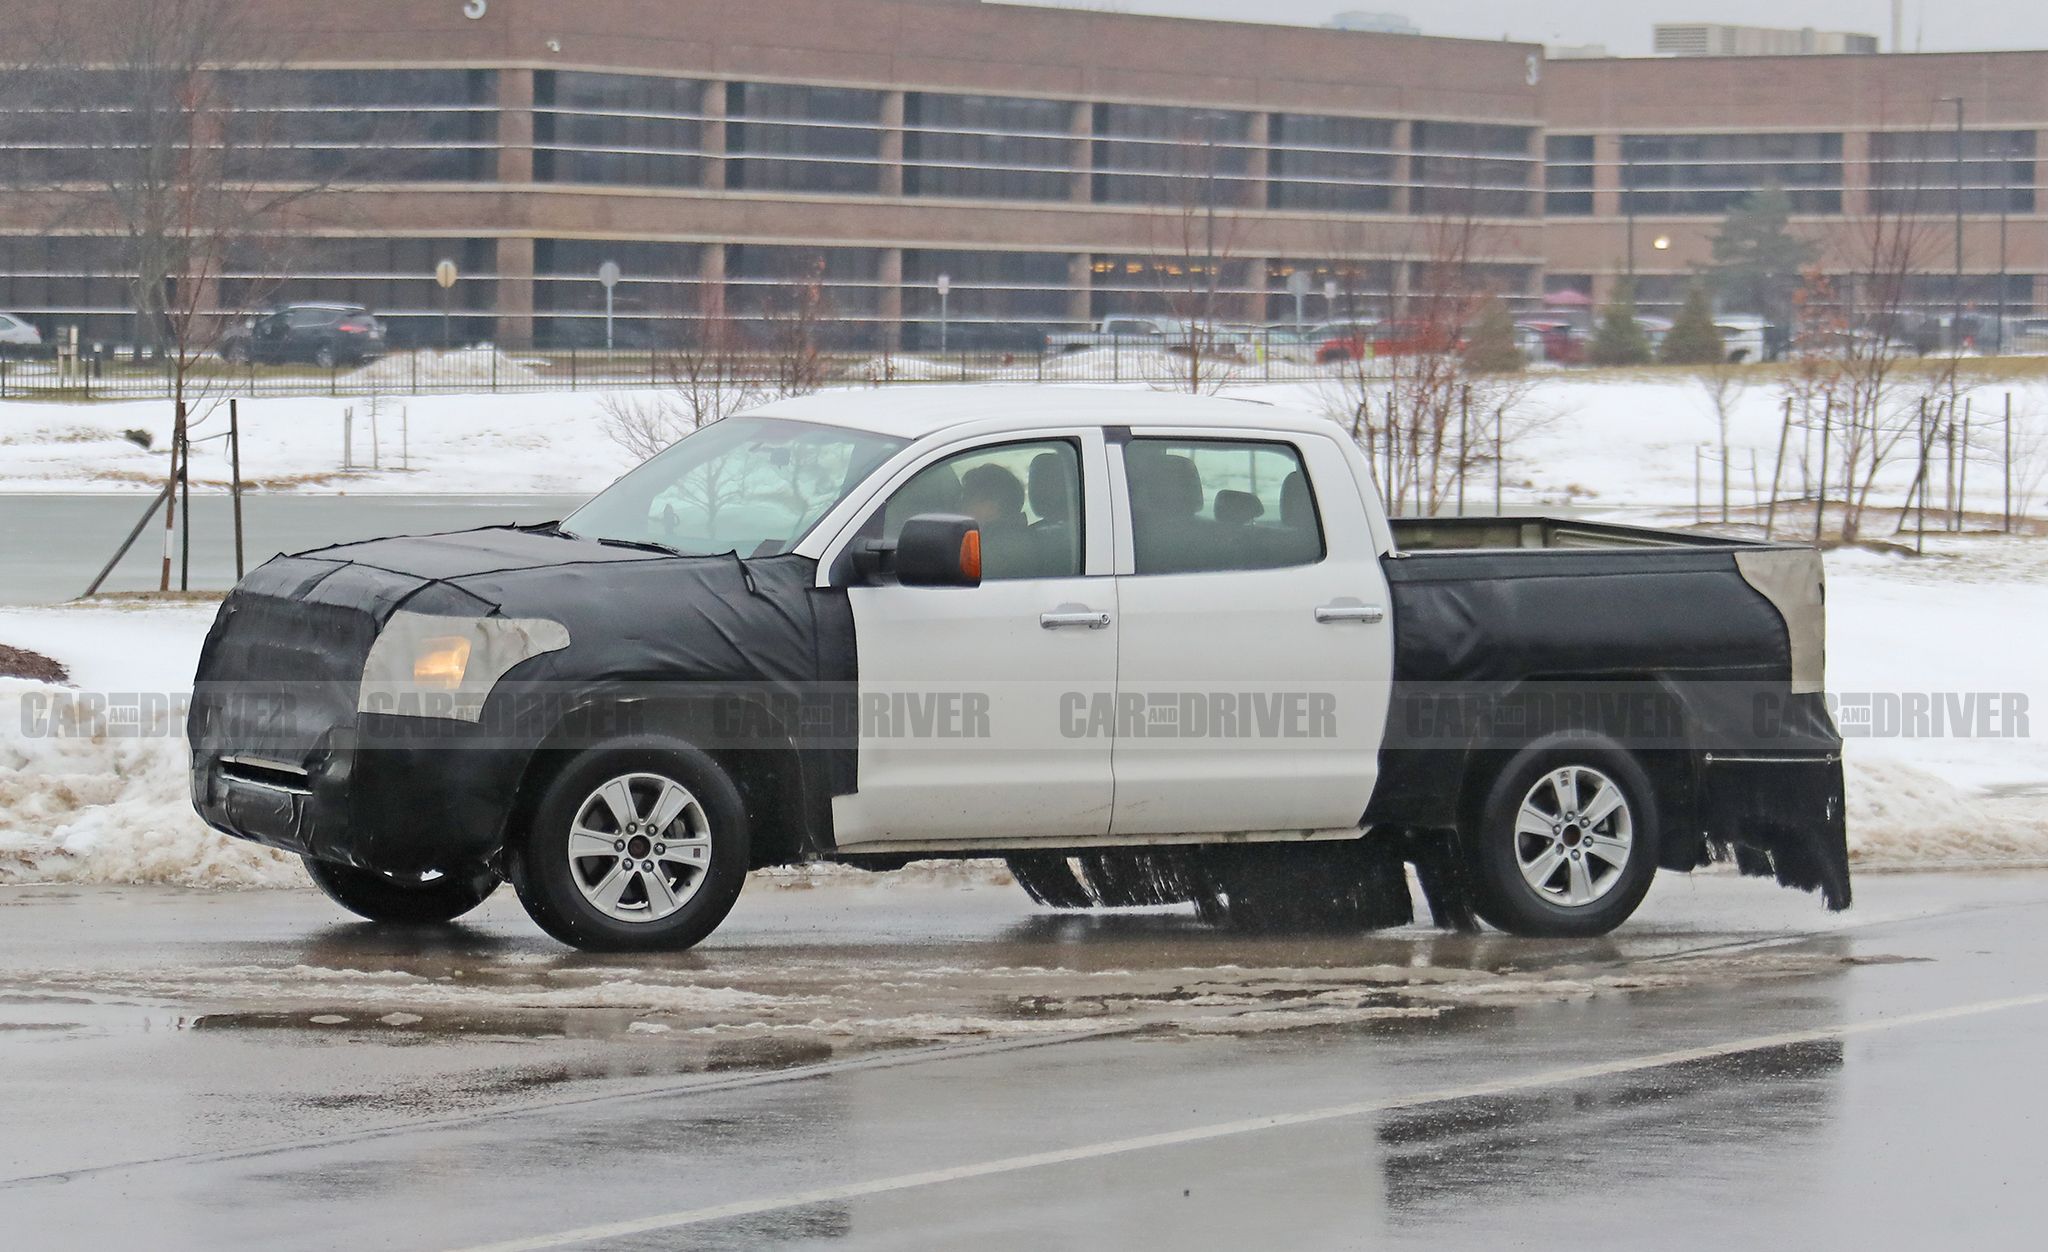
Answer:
[[893, 514, 982, 588]]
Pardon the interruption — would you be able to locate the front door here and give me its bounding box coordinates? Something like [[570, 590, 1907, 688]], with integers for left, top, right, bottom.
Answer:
[[831, 429, 1117, 846], [1108, 430, 1394, 836]]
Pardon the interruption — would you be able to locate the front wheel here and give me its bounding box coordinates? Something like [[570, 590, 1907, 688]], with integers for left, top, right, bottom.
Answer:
[[301, 856, 498, 924], [1466, 743, 1660, 938], [510, 744, 749, 952]]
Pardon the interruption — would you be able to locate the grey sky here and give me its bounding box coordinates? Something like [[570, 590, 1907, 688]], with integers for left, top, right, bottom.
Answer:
[[1004, 1, 2046, 55]]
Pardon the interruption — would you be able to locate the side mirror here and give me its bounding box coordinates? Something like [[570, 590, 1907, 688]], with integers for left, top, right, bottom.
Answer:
[[858, 513, 981, 588]]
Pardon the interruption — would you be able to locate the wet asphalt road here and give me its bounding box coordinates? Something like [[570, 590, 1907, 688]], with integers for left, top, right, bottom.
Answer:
[[2, 870, 2046, 1250]]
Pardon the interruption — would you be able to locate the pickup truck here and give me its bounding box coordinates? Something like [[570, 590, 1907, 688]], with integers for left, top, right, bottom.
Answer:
[[1043, 317, 1251, 360], [189, 387, 1848, 951]]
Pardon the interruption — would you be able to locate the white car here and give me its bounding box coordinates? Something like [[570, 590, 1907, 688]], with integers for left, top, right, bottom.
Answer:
[[0, 312, 42, 353]]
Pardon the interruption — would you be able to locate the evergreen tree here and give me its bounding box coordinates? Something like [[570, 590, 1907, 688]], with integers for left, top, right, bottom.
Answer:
[[1708, 186, 1816, 323], [1659, 284, 1727, 365], [1589, 281, 1652, 367], [1461, 295, 1526, 373]]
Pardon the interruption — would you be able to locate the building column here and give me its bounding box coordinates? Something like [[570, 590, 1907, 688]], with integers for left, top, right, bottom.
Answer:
[[1069, 100, 1094, 204], [879, 91, 906, 198], [700, 242, 727, 322], [1592, 133, 1623, 218], [497, 236, 535, 344], [1067, 252, 1093, 326], [1241, 112, 1270, 211], [493, 70, 537, 343], [877, 246, 904, 352], [497, 68, 535, 185], [702, 81, 728, 192], [1391, 119, 1414, 215], [1843, 129, 1872, 217]]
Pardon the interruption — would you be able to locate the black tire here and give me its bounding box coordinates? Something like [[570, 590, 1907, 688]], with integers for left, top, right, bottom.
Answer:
[[509, 742, 749, 952], [314, 345, 338, 369], [1465, 739, 1661, 938], [301, 855, 498, 924]]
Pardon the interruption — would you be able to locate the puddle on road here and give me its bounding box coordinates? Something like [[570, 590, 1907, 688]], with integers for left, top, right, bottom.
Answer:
[[17, 940, 1888, 1061]]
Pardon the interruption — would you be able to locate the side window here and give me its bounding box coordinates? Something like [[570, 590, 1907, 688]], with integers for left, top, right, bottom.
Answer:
[[879, 439, 1083, 581], [1124, 438, 1324, 575]]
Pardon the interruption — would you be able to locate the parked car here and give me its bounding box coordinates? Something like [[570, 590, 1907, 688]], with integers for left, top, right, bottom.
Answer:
[[1305, 320, 1380, 363], [220, 304, 388, 369], [190, 387, 1850, 951], [0, 311, 42, 356], [1044, 317, 1248, 360], [1044, 316, 1178, 354], [1714, 315, 1777, 364], [1515, 317, 1587, 365]]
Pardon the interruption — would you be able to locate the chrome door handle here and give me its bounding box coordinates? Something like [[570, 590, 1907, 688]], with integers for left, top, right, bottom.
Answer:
[[1041, 611, 1113, 630], [1315, 604, 1386, 624]]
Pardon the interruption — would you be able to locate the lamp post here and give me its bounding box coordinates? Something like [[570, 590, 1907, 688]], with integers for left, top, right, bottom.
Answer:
[[434, 259, 459, 350], [1939, 96, 1966, 352], [1997, 136, 2011, 355], [935, 272, 951, 355], [597, 260, 621, 352], [1622, 139, 1637, 284]]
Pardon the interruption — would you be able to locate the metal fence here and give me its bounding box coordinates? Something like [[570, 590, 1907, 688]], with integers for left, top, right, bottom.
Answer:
[[0, 335, 1346, 401]]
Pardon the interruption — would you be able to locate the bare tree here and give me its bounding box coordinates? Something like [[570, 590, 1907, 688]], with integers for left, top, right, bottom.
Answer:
[[12, 0, 353, 586], [1319, 173, 1538, 516], [600, 311, 769, 460], [1138, 116, 1252, 393], [1784, 113, 1967, 543]]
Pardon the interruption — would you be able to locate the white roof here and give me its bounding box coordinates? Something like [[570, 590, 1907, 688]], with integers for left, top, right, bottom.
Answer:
[[752, 385, 1330, 441]]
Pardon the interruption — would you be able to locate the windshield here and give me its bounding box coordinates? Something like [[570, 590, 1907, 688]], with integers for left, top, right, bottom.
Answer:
[[561, 417, 908, 557]]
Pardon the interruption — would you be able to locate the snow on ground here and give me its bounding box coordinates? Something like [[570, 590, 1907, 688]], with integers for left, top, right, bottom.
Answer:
[[6, 373, 2048, 883]]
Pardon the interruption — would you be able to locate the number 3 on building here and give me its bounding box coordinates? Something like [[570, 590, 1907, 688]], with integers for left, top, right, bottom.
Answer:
[[1525, 55, 1541, 87], [464, 0, 487, 18]]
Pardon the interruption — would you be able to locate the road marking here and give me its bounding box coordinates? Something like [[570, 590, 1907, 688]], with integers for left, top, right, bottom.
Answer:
[[446, 990, 2048, 1252]]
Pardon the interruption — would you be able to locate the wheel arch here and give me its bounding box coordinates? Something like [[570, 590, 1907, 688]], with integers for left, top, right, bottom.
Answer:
[[496, 691, 827, 875]]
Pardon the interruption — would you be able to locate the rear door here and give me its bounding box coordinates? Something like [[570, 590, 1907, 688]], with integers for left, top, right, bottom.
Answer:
[[828, 428, 1119, 846], [1107, 429, 1394, 836]]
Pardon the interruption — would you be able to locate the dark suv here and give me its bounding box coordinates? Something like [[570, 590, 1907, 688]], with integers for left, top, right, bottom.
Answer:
[[222, 304, 388, 369]]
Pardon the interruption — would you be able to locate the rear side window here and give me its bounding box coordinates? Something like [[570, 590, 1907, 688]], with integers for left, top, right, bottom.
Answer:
[[1124, 438, 1323, 575], [880, 439, 1083, 581]]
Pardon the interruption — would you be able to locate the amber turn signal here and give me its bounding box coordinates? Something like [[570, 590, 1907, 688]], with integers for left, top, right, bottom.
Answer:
[[959, 530, 982, 582], [412, 636, 472, 690]]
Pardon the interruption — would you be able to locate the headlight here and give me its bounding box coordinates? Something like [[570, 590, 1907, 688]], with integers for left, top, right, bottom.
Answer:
[[359, 612, 571, 722]]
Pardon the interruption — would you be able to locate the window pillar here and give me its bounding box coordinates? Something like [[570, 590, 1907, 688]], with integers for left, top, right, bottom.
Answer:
[[1392, 119, 1414, 215], [878, 246, 904, 351], [497, 68, 535, 185], [879, 91, 906, 197], [1067, 252, 1093, 325], [702, 81, 728, 192], [1070, 100, 1094, 204], [1593, 133, 1624, 218], [1242, 112, 1271, 210], [699, 243, 727, 323], [1844, 129, 1872, 217], [497, 237, 535, 344]]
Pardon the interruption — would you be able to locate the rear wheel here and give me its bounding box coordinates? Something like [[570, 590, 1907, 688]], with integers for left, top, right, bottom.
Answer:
[[510, 744, 748, 952], [301, 856, 498, 924], [314, 345, 338, 369], [1466, 743, 1660, 938]]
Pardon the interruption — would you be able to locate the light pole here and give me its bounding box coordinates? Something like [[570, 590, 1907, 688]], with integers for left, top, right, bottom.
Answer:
[[1622, 140, 1637, 284], [597, 260, 621, 351], [1939, 96, 1966, 351], [434, 258, 459, 350], [935, 273, 951, 355], [1997, 136, 2011, 354]]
